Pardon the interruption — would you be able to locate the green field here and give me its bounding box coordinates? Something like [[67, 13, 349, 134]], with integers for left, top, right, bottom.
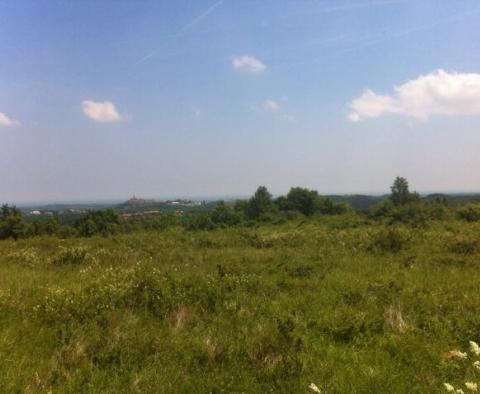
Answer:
[[1, 214, 480, 393]]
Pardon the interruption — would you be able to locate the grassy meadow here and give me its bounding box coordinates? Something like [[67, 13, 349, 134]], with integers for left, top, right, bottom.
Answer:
[[1, 214, 480, 393]]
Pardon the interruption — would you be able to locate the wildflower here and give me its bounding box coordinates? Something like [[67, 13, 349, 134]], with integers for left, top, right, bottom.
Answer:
[[445, 350, 468, 360], [443, 383, 455, 392], [465, 382, 478, 392], [473, 361, 480, 371], [457, 390, 465, 394], [470, 341, 480, 356], [309, 383, 321, 393]]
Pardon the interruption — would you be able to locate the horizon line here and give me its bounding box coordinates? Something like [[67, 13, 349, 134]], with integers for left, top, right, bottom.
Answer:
[[5, 189, 480, 208]]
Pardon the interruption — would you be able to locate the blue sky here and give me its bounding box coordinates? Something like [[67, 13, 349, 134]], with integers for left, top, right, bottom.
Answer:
[[1, 0, 480, 202]]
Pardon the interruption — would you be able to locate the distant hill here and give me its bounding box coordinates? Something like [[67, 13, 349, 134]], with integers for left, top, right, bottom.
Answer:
[[14, 192, 480, 216], [423, 193, 480, 205], [326, 193, 480, 211], [115, 198, 217, 214], [125, 196, 157, 206]]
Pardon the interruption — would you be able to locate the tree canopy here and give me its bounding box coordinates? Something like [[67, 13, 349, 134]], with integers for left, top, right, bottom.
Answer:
[[390, 176, 420, 206], [0, 205, 26, 240], [246, 186, 273, 219]]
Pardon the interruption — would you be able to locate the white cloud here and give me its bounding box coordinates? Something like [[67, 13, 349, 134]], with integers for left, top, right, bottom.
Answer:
[[232, 55, 266, 74], [348, 90, 401, 122], [348, 69, 480, 122], [264, 99, 279, 111], [81, 100, 122, 123], [0, 112, 20, 127]]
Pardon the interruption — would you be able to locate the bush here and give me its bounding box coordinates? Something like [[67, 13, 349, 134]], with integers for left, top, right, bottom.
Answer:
[[183, 213, 216, 231], [284, 187, 320, 216], [210, 201, 241, 226], [318, 198, 350, 215], [51, 246, 89, 266], [424, 201, 451, 221], [29, 216, 61, 237], [369, 199, 445, 226], [389, 204, 428, 226], [368, 199, 395, 219], [0, 205, 27, 240], [448, 238, 478, 255], [75, 209, 120, 237], [369, 227, 410, 253], [8, 248, 41, 267], [457, 204, 480, 222]]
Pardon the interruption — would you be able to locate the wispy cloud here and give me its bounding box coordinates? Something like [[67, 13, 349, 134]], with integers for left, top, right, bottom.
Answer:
[[0, 112, 20, 127], [135, 0, 224, 65], [315, 0, 408, 14], [257, 99, 294, 121], [264, 99, 279, 111], [278, 8, 480, 69], [82, 100, 122, 123], [232, 55, 266, 74], [257, 0, 407, 17], [336, 8, 480, 59], [348, 69, 480, 122]]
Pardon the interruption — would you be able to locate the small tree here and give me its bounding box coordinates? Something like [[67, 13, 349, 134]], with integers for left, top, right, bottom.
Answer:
[[246, 186, 272, 219], [29, 215, 60, 236], [0, 204, 27, 240], [211, 201, 241, 226], [75, 208, 120, 237], [274, 196, 289, 211], [233, 200, 248, 214], [318, 198, 349, 215], [390, 177, 419, 206], [285, 187, 320, 216]]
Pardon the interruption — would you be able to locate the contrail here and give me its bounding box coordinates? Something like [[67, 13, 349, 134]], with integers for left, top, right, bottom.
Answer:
[[277, 6, 480, 69], [315, 0, 410, 14], [176, 0, 224, 37], [257, 0, 409, 18], [134, 0, 224, 66]]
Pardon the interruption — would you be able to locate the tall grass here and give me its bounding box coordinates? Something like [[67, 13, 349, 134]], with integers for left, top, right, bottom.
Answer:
[[0, 216, 479, 392]]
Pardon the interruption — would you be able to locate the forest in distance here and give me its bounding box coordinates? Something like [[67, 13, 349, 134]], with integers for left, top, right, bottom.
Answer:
[[2, 177, 480, 240]]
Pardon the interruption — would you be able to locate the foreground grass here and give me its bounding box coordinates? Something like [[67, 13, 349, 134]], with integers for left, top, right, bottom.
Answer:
[[1, 216, 479, 393]]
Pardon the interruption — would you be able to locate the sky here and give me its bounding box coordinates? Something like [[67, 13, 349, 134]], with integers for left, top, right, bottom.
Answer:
[[1, 0, 480, 203]]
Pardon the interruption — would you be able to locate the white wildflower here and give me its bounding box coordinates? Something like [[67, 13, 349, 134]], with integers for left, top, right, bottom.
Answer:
[[443, 383, 455, 392], [457, 390, 465, 394], [309, 383, 321, 393], [448, 350, 468, 360], [470, 341, 480, 356], [473, 361, 480, 371], [465, 382, 478, 392]]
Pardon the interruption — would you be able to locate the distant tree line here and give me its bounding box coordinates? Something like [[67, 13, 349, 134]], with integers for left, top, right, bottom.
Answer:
[[1, 177, 480, 240]]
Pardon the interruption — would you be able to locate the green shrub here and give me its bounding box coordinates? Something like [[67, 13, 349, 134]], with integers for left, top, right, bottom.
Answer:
[[0, 204, 27, 240], [210, 201, 242, 226], [369, 199, 394, 218], [51, 246, 89, 266], [457, 204, 480, 222], [183, 213, 216, 231], [75, 209, 120, 237], [7, 247, 41, 267], [448, 238, 478, 255], [369, 227, 410, 253], [318, 307, 383, 343]]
